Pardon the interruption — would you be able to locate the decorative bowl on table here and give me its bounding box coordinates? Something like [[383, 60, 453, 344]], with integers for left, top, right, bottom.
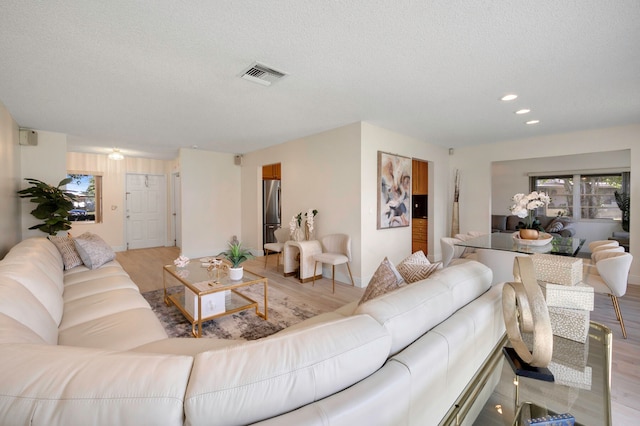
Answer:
[[512, 231, 553, 246]]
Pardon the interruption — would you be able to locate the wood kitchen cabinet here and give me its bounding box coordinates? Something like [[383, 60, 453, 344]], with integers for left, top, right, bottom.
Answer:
[[412, 159, 428, 195], [412, 218, 428, 254], [262, 163, 281, 180]]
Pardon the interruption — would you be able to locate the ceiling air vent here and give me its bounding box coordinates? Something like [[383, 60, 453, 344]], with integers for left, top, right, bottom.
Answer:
[[240, 62, 287, 86]]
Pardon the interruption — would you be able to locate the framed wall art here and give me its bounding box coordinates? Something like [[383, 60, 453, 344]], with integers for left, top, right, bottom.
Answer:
[[377, 151, 412, 229]]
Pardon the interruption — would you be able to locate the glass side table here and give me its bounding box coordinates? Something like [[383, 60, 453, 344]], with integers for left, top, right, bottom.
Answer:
[[441, 322, 612, 426]]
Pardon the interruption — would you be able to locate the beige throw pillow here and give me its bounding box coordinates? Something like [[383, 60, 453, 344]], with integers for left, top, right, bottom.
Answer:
[[358, 257, 404, 305], [48, 235, 83, 270], [397, 251, 442, 283]]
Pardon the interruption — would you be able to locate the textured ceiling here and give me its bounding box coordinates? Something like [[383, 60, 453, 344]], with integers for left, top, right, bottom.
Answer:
[[1, 1, 639, 159]]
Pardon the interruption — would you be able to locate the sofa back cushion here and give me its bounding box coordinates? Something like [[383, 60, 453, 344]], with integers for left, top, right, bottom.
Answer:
[[354, 261, 493, 355], [0, 278, 58, 344], [505, 215, 521, 230], [0, 263, 64, 326], [491, 214, 507, 231], [184, 315, 391, 425], [2, 238, 65, 293]]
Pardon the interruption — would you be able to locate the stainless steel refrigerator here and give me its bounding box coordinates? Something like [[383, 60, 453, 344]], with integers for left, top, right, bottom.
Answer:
[[263, 179, 281, 244]]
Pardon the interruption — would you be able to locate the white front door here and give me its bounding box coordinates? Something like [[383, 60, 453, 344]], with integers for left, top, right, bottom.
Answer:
[[126, 173, 167, 249]]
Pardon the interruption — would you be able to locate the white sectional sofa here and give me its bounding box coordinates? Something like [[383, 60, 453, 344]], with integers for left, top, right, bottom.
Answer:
[[0, 237, 505, 425]]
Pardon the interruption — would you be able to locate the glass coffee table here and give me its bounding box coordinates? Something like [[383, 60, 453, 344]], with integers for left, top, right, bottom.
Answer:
[[440, 322, 612, 425], [163, 260, 268, 338]]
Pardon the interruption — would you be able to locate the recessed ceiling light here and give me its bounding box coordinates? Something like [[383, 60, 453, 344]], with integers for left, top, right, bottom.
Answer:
[[525, 120, 540, 125], [501, 94, 518, 101], [515, 109, 531, 114]]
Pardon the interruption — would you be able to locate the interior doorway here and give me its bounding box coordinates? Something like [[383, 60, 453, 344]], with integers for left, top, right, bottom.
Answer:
[[262, 163, 281, 244], [125, 173, 167, 250], [171, 172, 182, 248]]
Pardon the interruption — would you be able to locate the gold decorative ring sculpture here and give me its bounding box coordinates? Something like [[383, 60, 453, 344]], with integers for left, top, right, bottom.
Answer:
[[502, 256, 553, 368]]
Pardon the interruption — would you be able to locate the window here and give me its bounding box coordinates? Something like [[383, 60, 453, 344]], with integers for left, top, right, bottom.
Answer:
[[531, 172, 628, 220], [66, 173, 103, 223]]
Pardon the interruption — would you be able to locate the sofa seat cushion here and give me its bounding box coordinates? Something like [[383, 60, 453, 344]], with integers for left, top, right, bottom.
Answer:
[[184, 315, 391, 426], [58, 307, 167, 350], [0, 278, 58, 344], [355, 261, 493, 355], [63, 261, 128, 286], [59, 288, 152, 331], [0, 343, 193, 426], [63, 275, 139, 303]]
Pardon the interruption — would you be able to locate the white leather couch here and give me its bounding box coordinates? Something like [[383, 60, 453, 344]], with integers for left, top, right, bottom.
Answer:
[[0, 237, 505, 425]]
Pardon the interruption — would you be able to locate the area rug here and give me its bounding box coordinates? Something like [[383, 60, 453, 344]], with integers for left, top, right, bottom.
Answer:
[[142, 285, 321, 340]]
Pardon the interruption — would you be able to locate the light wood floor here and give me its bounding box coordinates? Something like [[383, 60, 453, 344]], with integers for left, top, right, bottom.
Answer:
[[115, 246, 364, 311], [116, 247, 639, 425]]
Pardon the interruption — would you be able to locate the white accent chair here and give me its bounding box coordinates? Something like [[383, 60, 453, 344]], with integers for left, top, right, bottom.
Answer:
[[583, 250, 633, 339], [263, 227, 290, 269], [440, 237, 477, 268], [312, 234, 355, 293]]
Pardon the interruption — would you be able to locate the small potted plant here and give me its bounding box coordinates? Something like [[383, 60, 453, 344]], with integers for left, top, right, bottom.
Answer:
[[218, 238, 253, 280]]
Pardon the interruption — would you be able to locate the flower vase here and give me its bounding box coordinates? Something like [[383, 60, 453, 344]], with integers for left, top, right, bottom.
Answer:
[[304, 225, 312, 241], [519, 229, 540, 240], [228, 266, 243, 281], [293, 227, 304, 242]]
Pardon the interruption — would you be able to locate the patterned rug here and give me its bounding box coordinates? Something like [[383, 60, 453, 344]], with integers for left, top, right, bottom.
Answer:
[[142, 285, 320, 340]]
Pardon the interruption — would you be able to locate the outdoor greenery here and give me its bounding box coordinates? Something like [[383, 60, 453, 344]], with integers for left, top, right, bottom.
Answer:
[[614, 190, 630, 232], [17, 178, 77, 235]]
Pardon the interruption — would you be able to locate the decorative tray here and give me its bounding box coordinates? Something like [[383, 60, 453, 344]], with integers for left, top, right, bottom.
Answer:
[[512, 232, 553, 246]]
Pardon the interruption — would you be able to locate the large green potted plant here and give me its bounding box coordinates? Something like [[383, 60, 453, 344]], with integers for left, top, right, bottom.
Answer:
[[17, 177, 76, 235], [218, 239, 254, 280]]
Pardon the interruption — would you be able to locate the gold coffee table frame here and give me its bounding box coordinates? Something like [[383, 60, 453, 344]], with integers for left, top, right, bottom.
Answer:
[[163, 261, 268, 338]]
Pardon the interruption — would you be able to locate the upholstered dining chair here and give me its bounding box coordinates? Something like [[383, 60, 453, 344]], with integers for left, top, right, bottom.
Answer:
[[440, 237, 477, 268], [263, 227, 290, 269], [583, 250, 633, 339], [588, 240, 619, 252], [312, 234, 355, 293]]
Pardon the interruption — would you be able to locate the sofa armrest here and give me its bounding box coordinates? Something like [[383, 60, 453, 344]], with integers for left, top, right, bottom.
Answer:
[[558, 228, 576, 237], [0, 343, 193, 425]]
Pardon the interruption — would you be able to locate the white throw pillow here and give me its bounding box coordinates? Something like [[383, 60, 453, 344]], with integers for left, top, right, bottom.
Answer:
[[396, 251, 442, 283], [73, 232, 115, 269]]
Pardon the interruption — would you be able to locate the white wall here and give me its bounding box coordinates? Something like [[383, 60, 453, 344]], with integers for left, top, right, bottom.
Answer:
[[452, 124, 640, 284], [19, 131, 68, 239], [0, 100, 21, 257], [180, 148, 241, 259], [360, 123, 450, 285], [241, 122, 451, 287], [241, 123, 363, 284]]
